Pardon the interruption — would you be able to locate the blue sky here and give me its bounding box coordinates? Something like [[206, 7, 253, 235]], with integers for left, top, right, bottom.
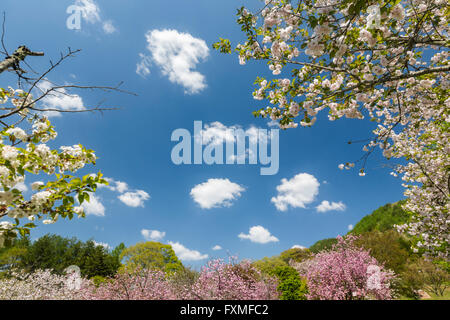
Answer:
[[1, 0, 405, 268]]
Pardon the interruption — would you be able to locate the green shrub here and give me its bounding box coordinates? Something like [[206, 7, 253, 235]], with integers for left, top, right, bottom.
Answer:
[[273, 266, 307, 300]]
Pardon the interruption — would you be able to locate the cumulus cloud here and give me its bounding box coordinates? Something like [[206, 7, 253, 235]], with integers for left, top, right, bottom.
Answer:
[[118, 190, 150, 208], [101, 177, 129, 193], [114, 182, 129, 194], [194, 122, 267, 163], [197, 122, 237, 146], [212, 245, 222, 251], [98, 176, 150, 208], [271, 173, 320, 211], [75, 0, 117, 34], [169, 241, 208, 261], [238, 226, 279, 244], [75, 0, 100, 23], [141, 229, 166, 241], [38, 80, 85, 117], [348, 224, 354, 231], [141, 29, 209, 94], [316, 200, 346, 213], [291, 244, 307, 249], [190, 178, 245, 209], [81, 193, 105, 217], [196, 122, 265, 146]]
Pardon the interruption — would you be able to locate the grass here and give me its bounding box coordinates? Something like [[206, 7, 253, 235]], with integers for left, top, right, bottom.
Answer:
[[423, 287, 450, 300], [396, 287, 450, 300]]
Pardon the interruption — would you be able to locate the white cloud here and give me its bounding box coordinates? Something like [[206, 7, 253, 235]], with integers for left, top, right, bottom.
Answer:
[[291, 244, 307, 249], [169, 241, 208, 261], [81, 193, 105, 217], [141, 229, 166, 241], [348, 224, 354, 231], [101, 177, 129, 193], [75, 0, 100, 23], [267, 120, 280, 128], [102, 20, 117, 34], [196, 122, 264, 146], [118, 190, 150, 208], [194, 122, 266, 163], [316, 200, 346, 213], [97, 176, 150, 208], [197, 122, 237, 146], [38, 80, 85, 117], [238, 225, 279, 244], [136, 53, 151, 78], [93, 241, 110, 250], [190, 178, 245, 209], [212, 245, 222, 251], [271, 173, 320, 211], [115, 181, 129, 194], [142, 29, 209, 94], [75, 0, 117, 34]]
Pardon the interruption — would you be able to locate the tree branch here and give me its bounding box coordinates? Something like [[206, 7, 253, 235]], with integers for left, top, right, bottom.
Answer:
[[0, 46, 44, 75]]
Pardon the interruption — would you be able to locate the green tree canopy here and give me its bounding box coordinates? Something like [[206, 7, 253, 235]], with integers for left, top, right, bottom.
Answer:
[[355, 230, 412, 274], [111, 242, 126, 261], [309, 238, 338, 254], [120, 241, 183, 274], [279, 248, 312, 264], [349, 202, 410, 235], [1, 234, 120, 278], [253, 256, 287, 276]]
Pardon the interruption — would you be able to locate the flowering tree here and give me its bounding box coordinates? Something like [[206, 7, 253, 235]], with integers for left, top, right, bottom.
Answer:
[[1, 260, 279, 300], [79, 269, 177, 300], [0, 269, 84, 300], [0, 97, 105, 246], [214, 0, 449, 259], [0, 78, 108, 247], [79, 259, 279, 300], [187, 259, 280, 300], [0, 35, 129, 246], [292, 236, 396, 300]]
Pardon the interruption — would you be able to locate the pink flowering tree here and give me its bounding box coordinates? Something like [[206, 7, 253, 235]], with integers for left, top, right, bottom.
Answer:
[[214, 0, 449, 259], [78, 259, 279, 300], [79, 268, 177, 300], [186, 259, 279, 300], [293, 236, 396, 300]]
